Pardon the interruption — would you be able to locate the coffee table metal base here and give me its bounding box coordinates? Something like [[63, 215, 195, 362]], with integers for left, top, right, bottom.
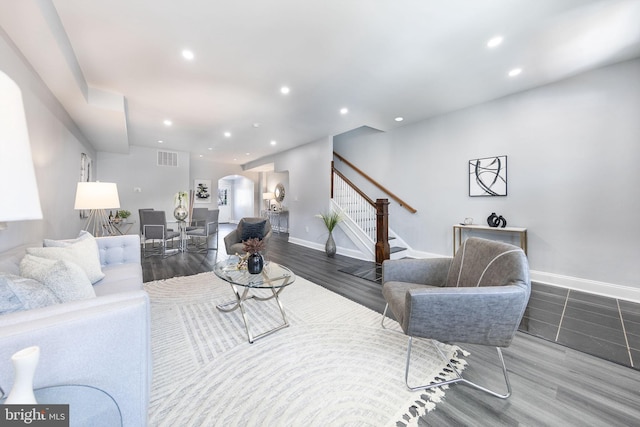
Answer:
[[216, 284, 289, 343]]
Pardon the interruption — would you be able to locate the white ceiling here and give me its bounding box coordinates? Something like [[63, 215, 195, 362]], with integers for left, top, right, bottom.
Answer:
[[2, 0, 639, 166]]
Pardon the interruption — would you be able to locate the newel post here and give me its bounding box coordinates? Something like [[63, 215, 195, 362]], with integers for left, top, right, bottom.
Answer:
[[375, 198, 390, 264]]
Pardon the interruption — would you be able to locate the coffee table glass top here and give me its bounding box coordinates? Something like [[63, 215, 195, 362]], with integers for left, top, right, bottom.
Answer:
[[214, 257, 294, 288]]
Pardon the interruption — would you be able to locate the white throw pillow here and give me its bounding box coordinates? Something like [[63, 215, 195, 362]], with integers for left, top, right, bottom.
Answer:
[[0, 273, 60, 314], [20, 255, 96, 302], [28, 232, 105, 284]]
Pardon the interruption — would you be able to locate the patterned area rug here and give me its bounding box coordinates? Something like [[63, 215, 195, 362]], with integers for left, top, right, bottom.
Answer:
[[145, 272, 467, 426]]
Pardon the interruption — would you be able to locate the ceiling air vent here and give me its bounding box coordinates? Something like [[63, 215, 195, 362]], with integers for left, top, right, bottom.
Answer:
[[157, 150, 178, 167]]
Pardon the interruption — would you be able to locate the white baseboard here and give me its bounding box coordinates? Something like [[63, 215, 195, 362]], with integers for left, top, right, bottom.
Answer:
[[287, 238, 640, 303], [529, 270, 640, 303], [287, 237, 373, 262]]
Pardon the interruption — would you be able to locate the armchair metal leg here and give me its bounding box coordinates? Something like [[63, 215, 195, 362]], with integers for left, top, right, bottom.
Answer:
[[381, 303, 390, 328], [405, 337, 512, 399]]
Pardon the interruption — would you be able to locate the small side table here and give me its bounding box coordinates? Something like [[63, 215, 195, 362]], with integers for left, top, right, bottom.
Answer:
[[1, 384, 122, 427], [453, 224, 527, 256]]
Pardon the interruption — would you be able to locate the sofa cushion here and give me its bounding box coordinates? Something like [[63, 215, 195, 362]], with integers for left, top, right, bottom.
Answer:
[[27, 232, 105, 284], [94, 263, 144, 296], [241, 220, 266, 241], [0, 273, 60, 314], [20, 254, 95, 302]]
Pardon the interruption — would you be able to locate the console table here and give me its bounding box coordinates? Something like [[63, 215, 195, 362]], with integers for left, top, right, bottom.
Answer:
[[453, 224, 527, 255], [262, 210, 289, 234]]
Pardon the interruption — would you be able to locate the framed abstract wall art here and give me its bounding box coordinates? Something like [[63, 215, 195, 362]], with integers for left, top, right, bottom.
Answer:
[[469, 155, 507, 197], [194, 179, 212, 203]]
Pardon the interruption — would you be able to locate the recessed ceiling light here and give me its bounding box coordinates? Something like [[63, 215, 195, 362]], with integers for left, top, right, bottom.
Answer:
[[199, 154, 203, 158], [163, 119, 172, 126], [246, 152, 250, 156], [280, 86, 290, 95], [270, 140, 277, 146], [253, 123, 261, 128], [487, 36, 503, 48], [340, 107, 349, 115], [508, 68, 523, 77], [158, 140, 163, 143], [208, 147, 213, 151], [394, 117, 404, 122], [224, 132, 231, 138], [182, 49, 194, 60]]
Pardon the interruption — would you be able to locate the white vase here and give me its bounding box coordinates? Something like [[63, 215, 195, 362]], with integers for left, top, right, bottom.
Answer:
[[5, 346, 40, 404]]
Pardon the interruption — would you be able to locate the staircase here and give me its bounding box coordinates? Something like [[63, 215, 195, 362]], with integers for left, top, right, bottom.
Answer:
[[331, 171, 409, 262]]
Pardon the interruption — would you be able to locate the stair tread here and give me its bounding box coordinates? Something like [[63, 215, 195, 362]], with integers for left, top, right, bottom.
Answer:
[[390, 246, 406, 254]]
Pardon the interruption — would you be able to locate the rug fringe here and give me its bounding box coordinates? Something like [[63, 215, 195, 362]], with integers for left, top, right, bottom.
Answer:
[[392, 345, 468, 426]]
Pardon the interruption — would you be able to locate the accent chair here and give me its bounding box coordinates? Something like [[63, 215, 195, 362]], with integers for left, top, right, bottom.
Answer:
[[140, 210, 181, 258], [381, 237, 531, 398], [223, 217, 272, 257], [186, 209, 219, 258], [187, 207, 209, 231]]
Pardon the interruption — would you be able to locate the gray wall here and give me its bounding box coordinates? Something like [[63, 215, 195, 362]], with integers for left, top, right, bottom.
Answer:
[[333, 59, 640, 290], [97, 146, 190, 223], [0, 28, 95, 251]]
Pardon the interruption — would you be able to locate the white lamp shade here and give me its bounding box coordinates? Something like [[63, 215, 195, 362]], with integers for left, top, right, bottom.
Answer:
[[74, 182, 121, 210], [263, 192, 275, 200], [0, 71, 43, 222]]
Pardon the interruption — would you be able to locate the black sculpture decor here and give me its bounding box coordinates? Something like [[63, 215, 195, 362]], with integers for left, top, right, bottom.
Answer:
[[487, 212, 507, 228]]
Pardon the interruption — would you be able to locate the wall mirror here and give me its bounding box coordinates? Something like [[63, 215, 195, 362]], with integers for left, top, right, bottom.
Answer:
[[274, 183, 285, 203]]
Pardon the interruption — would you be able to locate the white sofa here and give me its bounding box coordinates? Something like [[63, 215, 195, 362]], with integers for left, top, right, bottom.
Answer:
[[0, 234, 150, 426]]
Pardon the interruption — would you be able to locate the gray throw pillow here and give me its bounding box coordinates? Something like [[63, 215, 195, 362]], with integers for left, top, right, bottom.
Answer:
[[241, 220, 266, 241], [0, 273, 60, 315], [27, 231, 105, 284], [20, 255, 96, 302]]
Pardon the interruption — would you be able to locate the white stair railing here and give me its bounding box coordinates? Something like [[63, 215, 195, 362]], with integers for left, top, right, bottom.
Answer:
[[333, 173, 376, 242]]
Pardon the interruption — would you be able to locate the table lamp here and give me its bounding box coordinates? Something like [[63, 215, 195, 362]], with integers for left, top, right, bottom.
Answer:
[[263, 192, 275, 211], [74, 182, 120, 236], [0, 71, 43, 230]]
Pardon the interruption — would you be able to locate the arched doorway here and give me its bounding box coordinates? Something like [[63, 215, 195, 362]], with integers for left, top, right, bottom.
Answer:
[[217, 175, 255, 223]]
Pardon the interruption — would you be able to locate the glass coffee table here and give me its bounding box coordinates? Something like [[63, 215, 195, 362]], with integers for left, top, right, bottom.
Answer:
[[214, 258, 296, 343]]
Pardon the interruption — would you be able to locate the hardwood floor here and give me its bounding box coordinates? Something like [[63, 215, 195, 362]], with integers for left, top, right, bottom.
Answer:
[[142, 224, 640, 426]]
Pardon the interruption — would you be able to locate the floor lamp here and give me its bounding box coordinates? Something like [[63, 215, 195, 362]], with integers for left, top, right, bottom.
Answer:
[[74, 182, 121, 237], [0, 71, 43, 230]]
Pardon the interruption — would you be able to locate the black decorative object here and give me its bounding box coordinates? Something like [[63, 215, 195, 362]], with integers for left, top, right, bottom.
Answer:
[[247, 252, 264, 274], [487, 213, 507, 228]]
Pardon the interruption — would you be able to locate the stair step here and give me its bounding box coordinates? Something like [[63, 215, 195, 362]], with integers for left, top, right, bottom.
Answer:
[[390, 246, 406, 254]]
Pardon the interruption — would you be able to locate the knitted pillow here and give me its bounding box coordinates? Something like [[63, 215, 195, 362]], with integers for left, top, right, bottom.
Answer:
[[0, 273, 59, 315], [241, 220, 266, 241], [27, 232, 104, 284], [20, 254, 95, 302]]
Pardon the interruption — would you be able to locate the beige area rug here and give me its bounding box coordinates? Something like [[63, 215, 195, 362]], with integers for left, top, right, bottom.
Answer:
[[144, 272, 468, 426]]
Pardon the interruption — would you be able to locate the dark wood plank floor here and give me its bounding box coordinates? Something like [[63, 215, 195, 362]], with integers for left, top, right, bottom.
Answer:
[[142, 224, 640, 426]]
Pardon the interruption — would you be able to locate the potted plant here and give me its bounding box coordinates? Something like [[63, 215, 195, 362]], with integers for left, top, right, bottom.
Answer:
[[243, 238, 266, 274], [317, 211, 342, 257], [117, 210, 131, 221]]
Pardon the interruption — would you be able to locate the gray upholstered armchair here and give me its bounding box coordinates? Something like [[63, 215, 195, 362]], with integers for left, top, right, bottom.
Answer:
[[223, 217, 272, 257], [381, 237, 530, 398]]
